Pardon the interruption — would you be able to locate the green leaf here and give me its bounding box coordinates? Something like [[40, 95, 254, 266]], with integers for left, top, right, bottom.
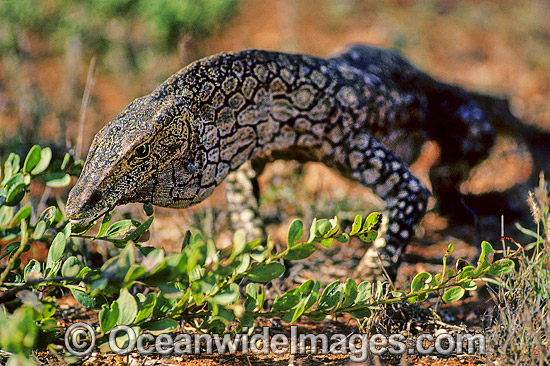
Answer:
[[350, 214, 362, 235], [60, 153, 71, 170], [317, 281, 344, 311], [99, 302, 120, 333], [358, 230, 378, 243], [22, 145, 41, 174], [1, 241, 21, 260], [5, 182, 27, 206], [326, 217, 340, 237], [12, 205, 32, 225], [116, 288, 138, 325], [143, 248, 165, 273], [307, 218, 317, 243], [211, 304, 236, 324], [33, 221, 47, 240], [319, 238, 333, 249], [363, 212, 381, 231], [246, 262, 285, 282], [303, 282, 321, 311], [212, 283, 240, 306], [308, 313, 327, 322], [348, 307, 372, 319], [61, 256, 82, 277], [281, 299, 306, 323], [98, 326, 141, 354], [256, 286, 265, 311], [457, 265, 475, 280], [284, 242, 315, 260], [0, 205, 14, 226], [342, 278, 358, 308], [45, 173, 70, 188], [478, 241, 495, 264], [356, 281, 372, 304], [70, 288, 106, 309], [181, 230, 192, 250], [232, 230, 247, 257], [146, 318, 179, 335], [124, 264, 146, 283], [123, 216, 154, 242], [441, 286, 465, 303], [143, 202, 154, 216], [410, 272, 432, 292], [287, 219, 303, 247], [487, 259, 515, 276], [315, 219, 331, 237], [30, 147, 51, 175], [391, 291, 405, 299], [0, 306, 38, 355], [46, 232, 66, 271], [445, 243, 454, 256], [273, 289, 302, 312], [10, 256, 22, 270], [71, 221, 94, 234], [472, 241, 495, 276], [233, 253, 251, 275], [95, 213, 112, 238], [100, 244, 136, 282], [152, 292, 179, 319], [24, 259, 41, 281], [4, 172, 27, 189], [334, 233, 349, 243], [104, 219, 135, 238], [37, 206, 57, 228], [246, 283, 258, 299], [117, 244, 136, 274], [69, 160, 84, 176], [245, 284, 258, 312], [459, 280, 477, 291], [299, 280, 314, 295], [2, 153, 20, 185], [432, 273, 442, 286], [135, 293, 157, 324]]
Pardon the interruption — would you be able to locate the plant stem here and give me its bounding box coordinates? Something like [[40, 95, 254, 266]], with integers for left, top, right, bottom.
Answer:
[[0, 219, 28, 286]]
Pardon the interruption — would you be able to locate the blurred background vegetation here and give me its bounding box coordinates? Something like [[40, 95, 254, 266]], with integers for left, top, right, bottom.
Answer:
[[0, 0, 238, 158], [0, 0, 549, 250], [1, 0, 548, 157]]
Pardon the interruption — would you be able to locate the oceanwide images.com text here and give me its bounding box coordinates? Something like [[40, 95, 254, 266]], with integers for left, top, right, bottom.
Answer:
[[65, 323, 486, 361]]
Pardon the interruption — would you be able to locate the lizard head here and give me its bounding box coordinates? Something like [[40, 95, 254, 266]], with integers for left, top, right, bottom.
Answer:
[[66, 92, 210, 226]]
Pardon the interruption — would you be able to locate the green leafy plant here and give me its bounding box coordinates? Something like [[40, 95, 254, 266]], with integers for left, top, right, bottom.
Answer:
[[0, 146, 516, 364]]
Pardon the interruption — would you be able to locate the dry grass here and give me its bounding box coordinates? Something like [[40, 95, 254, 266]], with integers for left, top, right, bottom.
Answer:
[[485, 175, 550, 365]]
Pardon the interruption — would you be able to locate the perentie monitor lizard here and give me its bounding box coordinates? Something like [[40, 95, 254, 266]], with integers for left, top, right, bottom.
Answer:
[[66, 45, 499, 280]]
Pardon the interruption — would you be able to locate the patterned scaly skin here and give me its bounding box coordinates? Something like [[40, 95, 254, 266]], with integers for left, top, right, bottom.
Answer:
[[66, 45, 495, 280]]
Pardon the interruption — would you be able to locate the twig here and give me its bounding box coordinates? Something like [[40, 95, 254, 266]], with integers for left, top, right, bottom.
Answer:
[[76, 57, 96, 161], [0, 276, 86, 304], [0, 219, 28, 286]]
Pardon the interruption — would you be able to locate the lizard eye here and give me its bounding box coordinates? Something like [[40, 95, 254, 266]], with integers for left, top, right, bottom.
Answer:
[[135, 143, 150, 159]]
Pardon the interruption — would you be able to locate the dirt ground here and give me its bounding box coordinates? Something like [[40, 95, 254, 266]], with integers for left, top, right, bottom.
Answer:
[[2, 0, 550, 364]]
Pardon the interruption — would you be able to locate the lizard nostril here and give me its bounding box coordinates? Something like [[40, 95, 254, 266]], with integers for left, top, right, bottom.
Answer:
[[87, 191, 102, 206]]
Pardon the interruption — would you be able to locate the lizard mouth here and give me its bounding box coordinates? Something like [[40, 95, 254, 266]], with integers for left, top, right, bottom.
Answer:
[[68, 205, 111, 227]]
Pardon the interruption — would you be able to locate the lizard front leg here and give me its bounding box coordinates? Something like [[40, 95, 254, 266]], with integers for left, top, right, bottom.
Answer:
[[344, 134, 431, 281]]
